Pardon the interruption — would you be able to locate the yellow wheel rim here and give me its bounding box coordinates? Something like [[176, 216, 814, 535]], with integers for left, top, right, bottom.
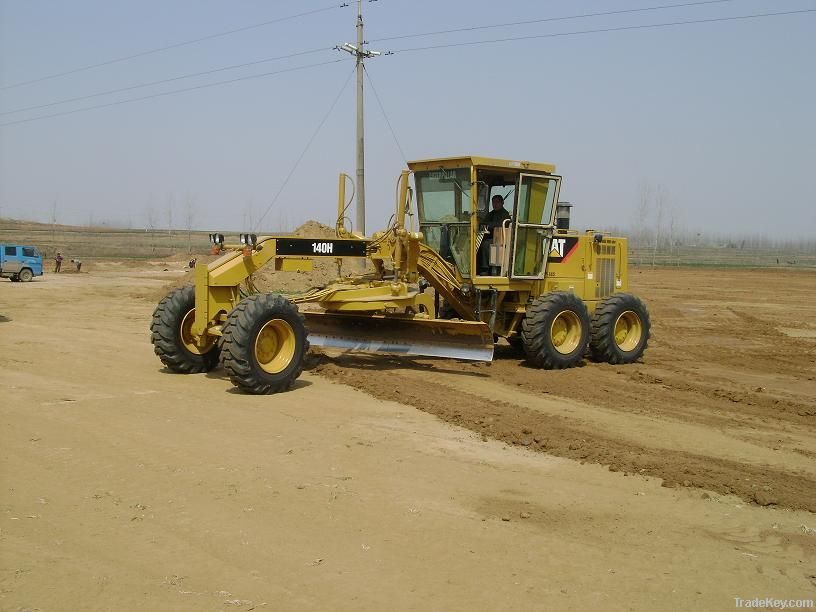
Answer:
[[550, 310, 582, 355], [254, 319, 296, 374], [614, 310, 643, 352], [180, 308, 216, 355]]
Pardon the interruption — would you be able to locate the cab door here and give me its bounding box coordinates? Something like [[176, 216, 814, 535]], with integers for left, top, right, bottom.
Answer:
[[510, 174, 561, 279], [21, 246, 42, 275]]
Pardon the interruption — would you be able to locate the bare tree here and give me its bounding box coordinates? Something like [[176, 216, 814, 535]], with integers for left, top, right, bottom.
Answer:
[[166, 193, 175, 236], [50, 199, 58, 242], [651, 186, 666, 268], [634, 183, 652, 267], [242, 199, 255, 233], [145, 207, 158, 254], [184, 195, 195, 254], [667, 207, 679, 266], [275, 210, 291, 234]]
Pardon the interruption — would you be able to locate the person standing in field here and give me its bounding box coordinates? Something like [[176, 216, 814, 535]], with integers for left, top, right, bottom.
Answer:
[[54, 252, 63, 273]]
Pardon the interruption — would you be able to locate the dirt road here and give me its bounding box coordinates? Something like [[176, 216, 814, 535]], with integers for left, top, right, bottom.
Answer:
[[1, 265, 814, 610]]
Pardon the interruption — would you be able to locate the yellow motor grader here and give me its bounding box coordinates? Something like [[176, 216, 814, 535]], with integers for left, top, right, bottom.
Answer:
[[151, 156, 650, 394]]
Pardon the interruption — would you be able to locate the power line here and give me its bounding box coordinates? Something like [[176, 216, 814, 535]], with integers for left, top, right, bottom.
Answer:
[[4, 8, 810, 128], [1, 2, 349, 91], [1, 0, 783, 117], [0, 59, 348, 128], [370, 0, 754, 43], [1, 47, 333, 116], [363, 65, 406, 163], [388, 9, 816, 54], [255, 66, 356, 231]]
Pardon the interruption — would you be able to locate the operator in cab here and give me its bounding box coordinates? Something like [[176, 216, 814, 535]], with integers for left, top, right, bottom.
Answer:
[[478, 194, 511, 274], [483, 194, 511, 231]]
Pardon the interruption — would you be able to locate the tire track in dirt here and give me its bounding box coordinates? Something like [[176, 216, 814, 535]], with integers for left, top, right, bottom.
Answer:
[[305, 269, 816, 512], [309, 353, 816, 512], [394, 365, 816, 476], [486, 347, 816, 428]]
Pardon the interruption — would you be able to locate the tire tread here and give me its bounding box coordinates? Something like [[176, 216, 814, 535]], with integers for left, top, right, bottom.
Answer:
[[220, 294, 309, 394], [521, 292, 590, 369], [589, 293, 651, 364], [150, 285, 220, 373]]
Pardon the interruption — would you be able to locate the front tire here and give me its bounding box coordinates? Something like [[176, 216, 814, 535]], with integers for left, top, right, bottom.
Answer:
[[151, 285, 220, 373], [220, 294, 308, 394], [18, 268, 33, 282], [589, 293, 650, 364], [522, 292, 590, 369]]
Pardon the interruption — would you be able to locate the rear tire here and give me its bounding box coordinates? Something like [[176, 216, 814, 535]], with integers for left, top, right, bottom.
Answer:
[[589, 293, 650, 364], [220, 294, 308, 394], [19, 268, 33, 282], [151, 285, 220, 373], [522, 292, 590, 369]]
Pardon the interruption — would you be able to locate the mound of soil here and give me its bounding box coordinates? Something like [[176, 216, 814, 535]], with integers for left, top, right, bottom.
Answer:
[[292, 220, 335, 238], [151, 220, 346, 299]]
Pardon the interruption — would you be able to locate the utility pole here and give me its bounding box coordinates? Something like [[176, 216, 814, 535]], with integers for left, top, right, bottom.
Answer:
[[337, 0, 380, 236], [355, 0, 365, 236]]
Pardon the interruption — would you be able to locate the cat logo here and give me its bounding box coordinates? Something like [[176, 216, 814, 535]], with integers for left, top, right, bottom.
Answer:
[[550, 238, 566, 258], [547, 237, 579, 263]]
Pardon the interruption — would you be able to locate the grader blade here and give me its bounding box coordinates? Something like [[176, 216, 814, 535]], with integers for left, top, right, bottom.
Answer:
[[303, 311, 494, 361]]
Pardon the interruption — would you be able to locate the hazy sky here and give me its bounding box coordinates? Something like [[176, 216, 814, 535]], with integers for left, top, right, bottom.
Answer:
[[1, 0, 814, 238]]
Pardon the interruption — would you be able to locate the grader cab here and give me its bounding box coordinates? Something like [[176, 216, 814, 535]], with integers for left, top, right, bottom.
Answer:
[[151, 156, 650, 394]]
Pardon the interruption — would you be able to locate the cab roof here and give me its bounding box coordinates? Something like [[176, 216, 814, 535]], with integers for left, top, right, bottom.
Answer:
[[407, 156, 556, 175]]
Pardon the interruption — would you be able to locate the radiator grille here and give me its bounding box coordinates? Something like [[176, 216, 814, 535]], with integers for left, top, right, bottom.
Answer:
[[596, 242, 617, 298]]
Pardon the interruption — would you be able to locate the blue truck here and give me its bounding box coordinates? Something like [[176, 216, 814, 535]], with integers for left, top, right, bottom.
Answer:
[[0, 244, 44, 282]]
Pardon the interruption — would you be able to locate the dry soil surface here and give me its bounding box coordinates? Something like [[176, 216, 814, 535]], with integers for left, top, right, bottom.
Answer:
[[1, 264, 815, 611], [313, 268, 816, 512]]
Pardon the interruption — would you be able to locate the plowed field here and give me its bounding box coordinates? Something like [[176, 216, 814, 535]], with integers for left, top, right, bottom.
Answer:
[[1, 262, 814, 610], [313, 268, 816, 512]]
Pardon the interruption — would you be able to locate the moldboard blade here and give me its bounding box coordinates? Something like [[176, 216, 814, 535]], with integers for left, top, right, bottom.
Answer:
[[303, 311, 494, 362]]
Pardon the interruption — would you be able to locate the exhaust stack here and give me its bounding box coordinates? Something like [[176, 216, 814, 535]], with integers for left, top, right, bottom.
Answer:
[[556, 202, 572, 230]]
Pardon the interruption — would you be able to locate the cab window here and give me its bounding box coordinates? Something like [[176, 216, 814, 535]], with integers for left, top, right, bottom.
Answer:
[[415, 168, 471, 223], [517, 176, 558, 225], [415, 168, 472, 278]]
